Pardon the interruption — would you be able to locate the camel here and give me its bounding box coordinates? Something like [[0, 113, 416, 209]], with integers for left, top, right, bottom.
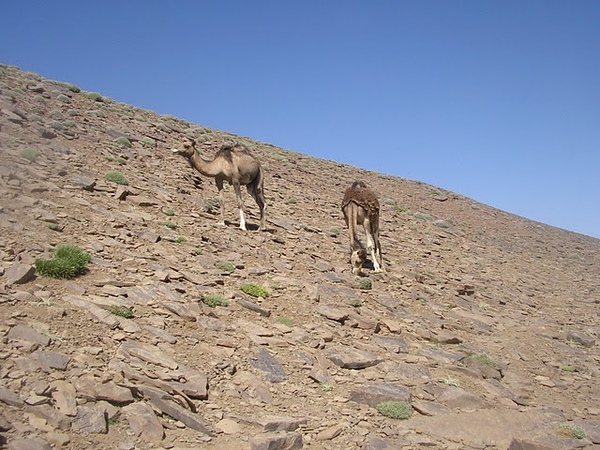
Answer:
[[341, 181, 384, 275], [172, 138, 266, 231]]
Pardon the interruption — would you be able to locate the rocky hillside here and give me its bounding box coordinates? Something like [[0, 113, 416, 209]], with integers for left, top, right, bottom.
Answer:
[[1, 64, 599, 450]]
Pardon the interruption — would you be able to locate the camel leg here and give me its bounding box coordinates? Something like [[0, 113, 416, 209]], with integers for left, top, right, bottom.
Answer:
[[364, 218, 382, 272], [232, 182, 246, 230], [373, 231, 384, 272], [215, 178, 226, 226], [248, 185, 266, 231]]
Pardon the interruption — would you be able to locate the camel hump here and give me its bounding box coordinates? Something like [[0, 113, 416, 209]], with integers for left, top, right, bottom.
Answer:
[[218, 142, 252, 162], [341, 181, 380, 213]]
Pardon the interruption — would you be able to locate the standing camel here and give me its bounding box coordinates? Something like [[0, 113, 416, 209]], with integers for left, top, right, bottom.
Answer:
[[172, 138, 266, 231], [341, 181, 384, 275]]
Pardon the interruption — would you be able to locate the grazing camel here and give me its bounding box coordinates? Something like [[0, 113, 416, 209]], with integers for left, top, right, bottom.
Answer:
[[341, 181, 384, 275], [172, 138, 266, 231]]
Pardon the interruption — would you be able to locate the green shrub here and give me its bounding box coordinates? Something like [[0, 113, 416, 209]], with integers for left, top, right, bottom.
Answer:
[[376, 401, 411, 420], [470, 352, 495, 366], [141, 137, 156, 148], [57, 94, 71, 104], [165, 221, 176, 229], [202, 294, 229, 308], [66, 84, 81, 93], [105, 171, 129, 185], [359, 277, 372, 290], [275, 316, 294, 326], [35, 245, 91, 279], [240, 283, 269, 298], [82, 91, 103, 101], [175, 236, 187, 243], [108, 305, 133, 319], [115, 137, 132, 148], [558, 423, 585, 439], [20, 148, 40, 162], [163, 208, 175, 216], [215, 261, 235, 273], [349, 298, 362, 307], [329, 226, 340, 237]]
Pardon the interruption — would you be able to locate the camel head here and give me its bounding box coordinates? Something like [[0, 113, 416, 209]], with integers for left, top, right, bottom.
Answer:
[[350, 247, 367, 276], [172, 138, 196, 158]]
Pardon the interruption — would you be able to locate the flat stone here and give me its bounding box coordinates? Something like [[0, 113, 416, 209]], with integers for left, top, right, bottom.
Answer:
[[0, 386, 24, 407], [350, 382, 412, 408], [71, 404, 108, 434], [316, 306, 348, 323], [3, 262, 36, 284], [436, 386, 492, 409], [37, 350, 70, 371], [326, 345, 383, 370], [250, 432, 303, 450], [122, 402, 164, 445], [137, 385, 213, 435], [235, 415, 308, 432], [8, 324, 51, 346], [49, 380, 77, 416], [565, 330, 595, 348], [74, 375, 134, 404], [118, 340, 179, 370], [372, 335, 408, 354], [250, 348, 287, 382], [7, 437, 53, 450]]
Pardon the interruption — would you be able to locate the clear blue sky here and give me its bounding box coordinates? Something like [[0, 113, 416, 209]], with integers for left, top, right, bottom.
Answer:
[[2, 1, 599, 239]]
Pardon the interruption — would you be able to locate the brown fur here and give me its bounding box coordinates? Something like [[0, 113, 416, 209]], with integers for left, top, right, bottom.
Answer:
[[341, 181, 384, 275], [173, 139, 266, 231]]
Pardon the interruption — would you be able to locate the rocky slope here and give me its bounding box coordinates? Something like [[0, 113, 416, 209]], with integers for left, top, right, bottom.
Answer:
[[1, 64, 599, 450]]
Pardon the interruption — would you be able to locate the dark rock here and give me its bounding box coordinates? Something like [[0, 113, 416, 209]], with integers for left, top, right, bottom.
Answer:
[[250, 348, 288, 382]]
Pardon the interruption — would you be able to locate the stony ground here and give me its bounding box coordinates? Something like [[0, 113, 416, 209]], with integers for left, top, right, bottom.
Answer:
[[1, 64, 599, 450]]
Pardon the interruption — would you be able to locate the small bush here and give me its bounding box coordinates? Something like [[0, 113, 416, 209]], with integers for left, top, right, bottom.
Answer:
[[558, 423, 585, 439], [240, 283, 269, 298], [443, 375, 460, 387], [359, 277, 372, 290], [470, 352, 495, 367], [20, 148, 40, 162], [82, 91, 103, 101], [202, 294, 229, 308], [57, 94, 71, 104], [35, 245, 91, 279], [349, 298, 362, 307], [215, 261, 235, 273], [329, 226, 340, 237], [108, 305, 133, 319], [115, 137, 132, 148], [105, 171, 129, 185], [275, 316, 294, 326], [175, 236, 187, 243], [163, 208, 175, 216], [141, 137, 156, 148], [376, 401, 411, 420], [165, 221, 176, 229]]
